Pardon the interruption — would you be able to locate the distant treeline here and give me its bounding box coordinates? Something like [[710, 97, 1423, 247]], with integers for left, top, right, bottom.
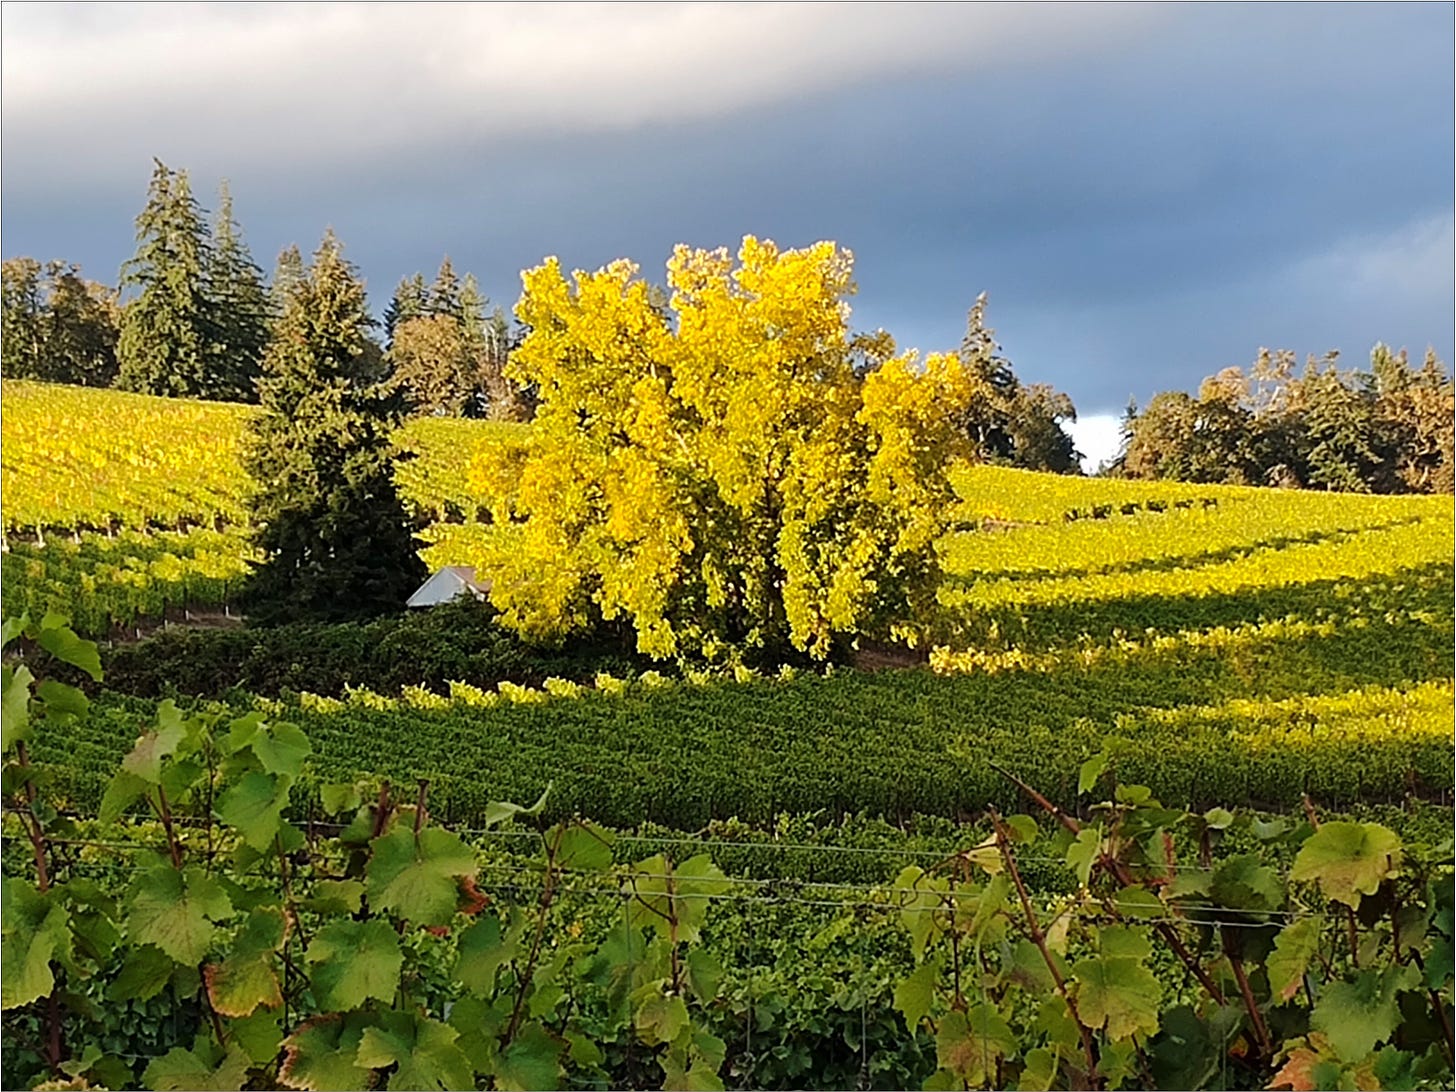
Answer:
[[0, 159, 528, 422], [4, 159, 1448, 492], [1115, 347, 1454, 494]]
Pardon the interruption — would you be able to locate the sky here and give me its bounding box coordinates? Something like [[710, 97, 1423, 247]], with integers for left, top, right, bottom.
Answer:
[[3, 3, 1453, 470]]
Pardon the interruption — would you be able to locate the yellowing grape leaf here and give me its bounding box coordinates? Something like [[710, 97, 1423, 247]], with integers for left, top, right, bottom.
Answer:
[[1290, 822, 1402, 909], [1073, 955, 1162, 1041]]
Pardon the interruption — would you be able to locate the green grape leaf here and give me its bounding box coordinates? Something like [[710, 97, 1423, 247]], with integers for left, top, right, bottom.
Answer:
[[894, 958, 939, 1030], [480, 784, 551, 830], [1065, 828, 1101, 888], [107, 943, 176, 1002], [1, 879, 69, 1009], [36, 624, 102, 681], [36, 678, 88, 724], [319, 782, 361, 815], [248, 721, 311, 779], [493, 1020, 563, 1091], [634, 987, 690, 1046], [1113, 885, 1167, 920], [279, 1015, 373, 1091], [455, 915, 517, 998], [121, 712, 189, 784], [685, 947, 724, 1006], [1004, 814, 1039, 845], [305, 920, 403, 1011], [2, 662, 35, 751], [1034, 996, 1083, 1053], [1008, 938, 1056, 995], [142, 1044, 250, 1091], [565, 1028, 604, 1068], [356, 1010, 474, 1092], [1147, 1004, 1223, 1091], [1099, 925, 1153, 960], [681, 1062, 726, 1091], [554, 821, 614, 872], [215, 771, 291, 851], [671, 855, 730, 944], [301, 880, 364, 916], [1078, 751, 1109, 796], [1, 614, 28, 649], [448, 994, 503, 1074], [1210, 853, 1284, 912], [126, 866, 232, 966], [1370, 1045, 1420, 1091], [1312, 964, 1420, 1061], [1202, 807, 1236, 830], [1073, 955, 1162, 1041], [936, 1004, 1016, 1087], [893, 866, 945, 958], [99, 769, 149, 825], [1290, 822, 1403, 909], [1018, 1047, 1058, 1092], [228, 1008, 284, 1066], [366, 827, 478, 926], [691, 1027, 727, 1072], [1268, 916, 1325, 1002]]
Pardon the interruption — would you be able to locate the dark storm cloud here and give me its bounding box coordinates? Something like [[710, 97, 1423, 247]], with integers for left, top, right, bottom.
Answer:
[[3, 1, 1451, 453]]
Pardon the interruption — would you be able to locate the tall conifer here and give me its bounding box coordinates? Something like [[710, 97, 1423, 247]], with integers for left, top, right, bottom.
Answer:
[[116, 160, 217, 397], [207, 181, 270, 401], [383, 273, 427, 347], [270, 245, 306, 321], [241, 231, 425, 624]]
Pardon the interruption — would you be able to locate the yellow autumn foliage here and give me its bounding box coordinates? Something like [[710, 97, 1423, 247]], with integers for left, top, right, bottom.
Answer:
[[465, 237, 983, 660]]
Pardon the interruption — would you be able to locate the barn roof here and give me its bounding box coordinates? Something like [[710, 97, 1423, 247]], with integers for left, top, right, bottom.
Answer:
[[406, 565, 491, 608]]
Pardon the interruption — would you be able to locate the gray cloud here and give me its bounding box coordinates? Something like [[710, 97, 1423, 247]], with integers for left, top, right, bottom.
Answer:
[[2, 2, 1450, 418]]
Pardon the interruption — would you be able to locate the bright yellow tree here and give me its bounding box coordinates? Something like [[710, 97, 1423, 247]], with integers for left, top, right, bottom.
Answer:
[[468, 237, 985, 662]]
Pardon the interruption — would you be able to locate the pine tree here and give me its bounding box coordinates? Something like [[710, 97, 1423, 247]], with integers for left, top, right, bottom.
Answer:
[[383, 273, 427, 347], [457, 273, 491, 416], [270, 245, 305, 321], [116, 160, 219, 397], [426, 256, 461, 320], [241, 230, 425, 625], [206, 181, 270, 402]]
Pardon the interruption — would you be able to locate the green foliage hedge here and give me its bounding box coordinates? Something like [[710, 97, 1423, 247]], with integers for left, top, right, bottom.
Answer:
[[102, 599, 645, 700]]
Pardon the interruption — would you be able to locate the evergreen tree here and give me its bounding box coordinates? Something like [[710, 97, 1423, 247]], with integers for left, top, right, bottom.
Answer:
[[457, 273, 494, 417], [270, 245, 305, 320], [206, 181, 270, 402], [241, 230, 425, 625], [116, 160, 219, 397], [426, 256, 461, 320], [383, 273, 427, 347], [1, 258, 46, 379]]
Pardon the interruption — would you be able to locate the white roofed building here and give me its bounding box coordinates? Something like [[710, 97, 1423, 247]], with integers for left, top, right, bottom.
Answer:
[[406, 566, 491, 608]]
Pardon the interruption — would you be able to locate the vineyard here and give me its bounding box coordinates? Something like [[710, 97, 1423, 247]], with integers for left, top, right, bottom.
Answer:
[[2, 379, 1453, 1090], [0, 382, 527, 633]]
